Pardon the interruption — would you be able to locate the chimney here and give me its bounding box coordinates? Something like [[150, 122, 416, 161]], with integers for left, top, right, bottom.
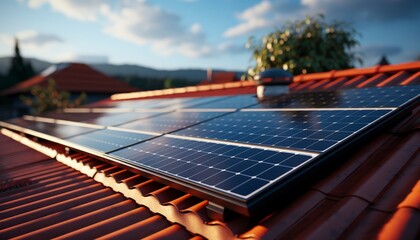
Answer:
[[255, 68, 293, 98], [207, 68, 213, 82]]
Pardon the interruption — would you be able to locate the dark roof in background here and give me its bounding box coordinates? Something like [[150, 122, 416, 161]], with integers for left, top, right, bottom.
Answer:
[[198, 72, 239, 86], [1, 61, 419, 239], [0, 63, 138, 96]]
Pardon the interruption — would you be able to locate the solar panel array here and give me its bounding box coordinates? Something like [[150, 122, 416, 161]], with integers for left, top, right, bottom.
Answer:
[[110, 137, 308, 198], [1, 85, 418, 215], [175, 110, 392, 152]]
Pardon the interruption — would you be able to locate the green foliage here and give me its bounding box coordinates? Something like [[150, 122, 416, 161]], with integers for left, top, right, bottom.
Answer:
[[7, 38, 35, 86], [246, 14, 362, 77], [20, 79, 86, 115]]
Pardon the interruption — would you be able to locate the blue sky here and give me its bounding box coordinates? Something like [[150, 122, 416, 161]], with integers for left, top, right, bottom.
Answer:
[[0, 0, 419, 71]]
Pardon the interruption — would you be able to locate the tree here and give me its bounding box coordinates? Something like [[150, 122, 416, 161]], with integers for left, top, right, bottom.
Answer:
[[20, 79, 86, 115], [8, 38, 35, 84], [246, 14, 361, 77]]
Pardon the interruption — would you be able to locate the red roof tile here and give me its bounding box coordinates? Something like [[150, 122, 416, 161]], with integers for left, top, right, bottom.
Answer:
[[1, 63, 138, 96], [110, 61, 420, 101], [198, 72, 238, 85], [1, 61, 419, 239], [0, 131, 199, 239]]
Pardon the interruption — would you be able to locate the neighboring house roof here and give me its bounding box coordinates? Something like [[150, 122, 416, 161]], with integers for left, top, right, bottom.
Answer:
[[198, 72, 238, 86], [1, 61, 419, 239], [0, 63, 138, 96], [110, 61, 420, 101]]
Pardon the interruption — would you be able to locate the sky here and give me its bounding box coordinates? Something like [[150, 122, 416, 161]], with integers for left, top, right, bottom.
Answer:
[[0, 0, 419, 72]]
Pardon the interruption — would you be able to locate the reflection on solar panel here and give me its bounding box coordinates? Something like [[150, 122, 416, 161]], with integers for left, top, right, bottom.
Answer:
[[40, 112, 164, 126], [67, 129, 156, 152], [1, 85, 418, 216], [83, 112, 164, 126], [252, 85, 420, 109], [189, 95, 259, 109], [118, 111, 229, 133], [110, 137, 313, 198], [174, 110, 392, 152], [84, 96, 227, 109], [3, 118, 98, 139]]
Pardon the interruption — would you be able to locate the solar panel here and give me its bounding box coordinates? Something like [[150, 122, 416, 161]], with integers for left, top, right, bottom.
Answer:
[[41, 112, 105, 122], [39, 111, 164, 126], [109, 136, 314, 198], [1, 85, 418, 217], [84, 96, 228, 110], [251, 85, 420, 109], [83, 112, 164, 126], [174, 110, 392, 152], [188, 95, 259, 109], [3, 118, 98, 139], [117, 111, 230, 133], [66, 129, 156, 153]]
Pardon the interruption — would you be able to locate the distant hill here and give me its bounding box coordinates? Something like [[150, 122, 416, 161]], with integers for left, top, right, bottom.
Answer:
[[0, 57, 243, 82], [0, 57, 51, 75]]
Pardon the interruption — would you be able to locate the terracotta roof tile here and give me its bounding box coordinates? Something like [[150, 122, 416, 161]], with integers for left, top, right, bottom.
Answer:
[[1, 63, 138, 96], [0, 132, 199, 239], [110, 61, 420, 101], [378, 181, 420, 240], [1, 61, 419, 240]]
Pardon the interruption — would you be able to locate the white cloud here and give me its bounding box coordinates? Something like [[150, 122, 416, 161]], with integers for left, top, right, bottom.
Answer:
[[19, 0, 249, 58], [224, 0, 420, 38], [301, 0, 420, 21], [100, 0, 213, 58], [0, 31, 66, 61], [190, 23, 202, 34], [1, 31, 63, 50], [24, 0, 103, 21], [224, 1, 272, 37]]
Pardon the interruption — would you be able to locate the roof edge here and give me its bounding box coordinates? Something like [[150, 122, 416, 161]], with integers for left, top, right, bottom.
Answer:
[[110, 61, 420, 101], [0, 128, 237, 240], [293, 61, 420, 82], [111, 81, 257, 101]]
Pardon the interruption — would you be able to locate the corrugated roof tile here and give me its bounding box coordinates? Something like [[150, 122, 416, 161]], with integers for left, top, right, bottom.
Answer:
[[1, 61, 419, 240], [0, 133, 199, 239]]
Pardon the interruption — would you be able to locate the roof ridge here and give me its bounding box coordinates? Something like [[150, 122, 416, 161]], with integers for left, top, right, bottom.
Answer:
[[294, 61, 420, 82], [111, 81, 257, 101]]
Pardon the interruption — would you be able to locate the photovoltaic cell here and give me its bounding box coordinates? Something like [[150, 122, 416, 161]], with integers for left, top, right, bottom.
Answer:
[[174, 110, 392, 152], [110, 136, 314, 198], [118, 111, 229, 133], [251, 85, 420, 109], [66, 129, 156, 152]]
